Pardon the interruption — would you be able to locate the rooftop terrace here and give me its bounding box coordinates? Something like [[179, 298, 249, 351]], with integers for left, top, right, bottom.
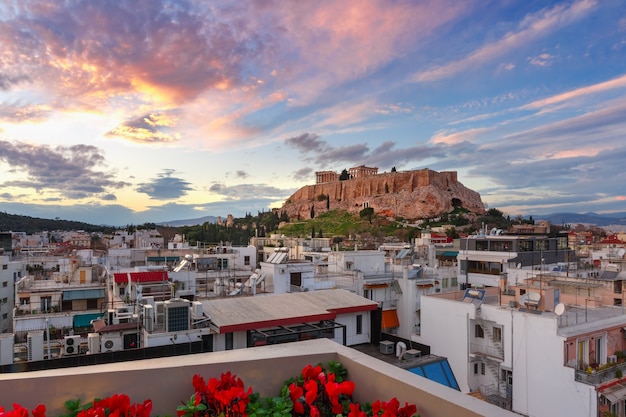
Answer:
[[0, 338, 516, 417]]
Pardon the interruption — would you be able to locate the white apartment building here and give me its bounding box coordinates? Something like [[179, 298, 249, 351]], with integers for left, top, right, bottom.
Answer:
[[1, 255, 25, 334], [418, 288, 626, 417]]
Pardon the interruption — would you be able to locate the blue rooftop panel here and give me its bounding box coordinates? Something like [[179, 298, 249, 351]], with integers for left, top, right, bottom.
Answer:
[[408, 359, 460, 391]]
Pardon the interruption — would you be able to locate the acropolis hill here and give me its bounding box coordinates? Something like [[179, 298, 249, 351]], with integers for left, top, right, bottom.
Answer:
[[280, 166, 486, 221]]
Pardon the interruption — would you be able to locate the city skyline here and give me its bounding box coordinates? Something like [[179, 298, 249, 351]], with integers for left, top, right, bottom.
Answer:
[[1, 1, 625, 226]]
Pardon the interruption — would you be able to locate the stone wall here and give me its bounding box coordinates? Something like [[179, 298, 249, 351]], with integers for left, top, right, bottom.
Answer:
[[281, 169, 485, 220]]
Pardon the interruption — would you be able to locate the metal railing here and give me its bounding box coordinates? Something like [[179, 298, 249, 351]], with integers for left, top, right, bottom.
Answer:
[[574, 361, 626, 385]]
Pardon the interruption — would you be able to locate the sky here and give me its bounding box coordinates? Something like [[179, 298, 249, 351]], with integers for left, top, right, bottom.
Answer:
[[1, 0, 625, 227]]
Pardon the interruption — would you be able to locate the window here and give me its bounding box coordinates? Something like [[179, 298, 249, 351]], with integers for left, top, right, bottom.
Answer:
[[451, 277, 458, 287], [493, 327, 502, 343], [244, 256, 250, 266], [520, 289, 526, 296], [442, 278, 448, 288], [345, 261, 353, 271], [519, 240, 533, 252], [491, 241, 512, 252], [2, 281, 7, 287], [20, 297, 29, 306], [40, 296, 52, 312], [536, 240, 548, 251], [225, 333, 233, 350], [474, 363, 479, 374], [480, 363, 485, 375], [1, 298, 6, 304], [2, 265, 6, 270], [2, 313, 7, 319], [356, 314, 363, 335], [290, 272, 302, 287], [475, 324, 484, 338]]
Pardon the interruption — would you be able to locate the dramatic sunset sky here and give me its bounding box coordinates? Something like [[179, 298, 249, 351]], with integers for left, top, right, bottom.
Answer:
[[1, 0, 625, 226]]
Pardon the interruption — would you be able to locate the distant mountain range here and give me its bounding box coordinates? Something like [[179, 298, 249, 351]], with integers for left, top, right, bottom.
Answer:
[[157, 215, 220, 227], [533, 212, 626, 227]]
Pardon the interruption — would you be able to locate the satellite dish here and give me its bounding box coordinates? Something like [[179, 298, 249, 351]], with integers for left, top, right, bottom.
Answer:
[[519, 293, 529, 306], [554, 303, 565, 316]]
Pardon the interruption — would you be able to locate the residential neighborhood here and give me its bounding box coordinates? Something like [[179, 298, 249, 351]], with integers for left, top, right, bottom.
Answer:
[[1, 218, 626, 416]]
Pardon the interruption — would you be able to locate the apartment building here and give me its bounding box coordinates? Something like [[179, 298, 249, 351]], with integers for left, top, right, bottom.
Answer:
[[458, 233, 574, 288], [0, 255, 25, 334]]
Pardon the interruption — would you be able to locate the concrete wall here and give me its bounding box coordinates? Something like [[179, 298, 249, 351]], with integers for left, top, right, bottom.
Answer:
[[0, 339, 515, 417], [419, 295, 475, 393], [512, 312, 596, 417]]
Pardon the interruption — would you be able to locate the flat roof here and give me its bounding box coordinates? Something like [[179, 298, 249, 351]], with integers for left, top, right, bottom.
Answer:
[[202, 289, 378, 333]]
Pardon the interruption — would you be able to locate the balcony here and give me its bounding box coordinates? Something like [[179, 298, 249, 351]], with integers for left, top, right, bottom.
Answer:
[[575, 361, 626, 386], [470, 342, 504, 361], [0, 338, 516, 417]]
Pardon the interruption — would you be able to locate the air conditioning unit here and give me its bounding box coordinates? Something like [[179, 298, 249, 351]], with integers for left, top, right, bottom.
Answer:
[[27, 331, 44, 361], [192, 301, 203, 319], [87, 333, 100, 354], [155, 301, 165, 326], [64, 335, 81, 355], [404, 349, 421, 360], [379, 340, 394, 355], [101, 334, 123, 352], [143, 304, 154, 332], [141, 296, 155, 309], [165, 299, 190, 332]]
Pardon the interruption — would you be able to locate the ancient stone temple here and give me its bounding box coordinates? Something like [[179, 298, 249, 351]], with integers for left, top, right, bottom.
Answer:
[[282, 167, 485, 221]]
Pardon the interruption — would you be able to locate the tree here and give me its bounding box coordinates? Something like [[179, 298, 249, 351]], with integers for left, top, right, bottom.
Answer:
[[339, 169, 350, 180], [359, 207, 374, 223], [310, 205, 315, 219], [318, 228, 323, 238], [311, 227, 316, 238], [391, 166, 396, 172], [326, 194, 330, 210]]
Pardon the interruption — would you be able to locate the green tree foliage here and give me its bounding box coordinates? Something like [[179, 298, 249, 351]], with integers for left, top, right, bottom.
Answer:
[[359, 207, 374, 223], [0, 212, 115, 234], [339, 169, 350, 180]]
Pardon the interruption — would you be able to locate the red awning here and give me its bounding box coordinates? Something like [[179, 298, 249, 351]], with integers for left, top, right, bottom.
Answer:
[[114, 271, 168, 283]]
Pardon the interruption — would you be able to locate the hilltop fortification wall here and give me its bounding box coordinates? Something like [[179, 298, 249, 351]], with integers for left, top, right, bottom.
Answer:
[[280, 168, 485, 220]]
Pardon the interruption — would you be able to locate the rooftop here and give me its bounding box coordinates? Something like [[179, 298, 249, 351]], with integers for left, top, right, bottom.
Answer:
[[0, 338, 515, 417]]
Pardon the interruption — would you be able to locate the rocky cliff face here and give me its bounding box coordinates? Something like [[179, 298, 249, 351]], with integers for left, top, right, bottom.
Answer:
[[280, 169, 486, 220]]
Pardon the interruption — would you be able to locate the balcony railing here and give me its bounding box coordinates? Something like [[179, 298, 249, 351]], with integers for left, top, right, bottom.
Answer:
[[574, 361, 626, 386], [0, 339, 517, 417], [470, 343, 504, 361]]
